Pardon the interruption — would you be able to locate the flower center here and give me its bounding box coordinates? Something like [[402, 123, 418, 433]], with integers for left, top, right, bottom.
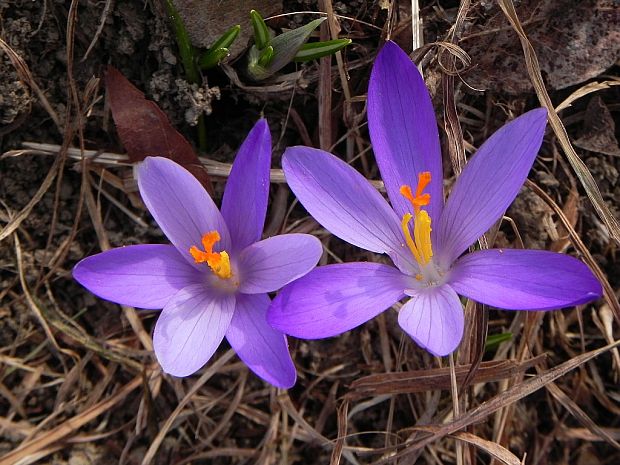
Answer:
[[189, 231, 232, 279], [400, 172, 436, 281]]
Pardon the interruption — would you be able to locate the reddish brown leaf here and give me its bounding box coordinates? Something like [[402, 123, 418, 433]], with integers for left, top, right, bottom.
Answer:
[[105, 66, 212, 192]]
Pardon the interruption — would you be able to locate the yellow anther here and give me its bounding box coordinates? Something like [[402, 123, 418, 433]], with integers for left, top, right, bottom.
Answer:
[[401, 213, 423, 265], [189, 231, 232, 279], [413, 210, 433, 265]]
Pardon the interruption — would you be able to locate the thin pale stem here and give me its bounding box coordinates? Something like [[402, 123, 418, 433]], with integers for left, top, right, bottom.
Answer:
[[449, 353, 464, 465]]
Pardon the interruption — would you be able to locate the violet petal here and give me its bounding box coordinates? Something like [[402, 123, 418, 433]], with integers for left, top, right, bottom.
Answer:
[[368, 41, 443, 221], [398, 285, 464, 356], [436, 108, 548, 266], [238, 233, 322, 294], [449, 249, 602, 309], [73, 245, 202, 309], [267, 262, 411, 339], [153, 284, 235, 377], [221, 119, 272, 252], [283, 146, 415, 270], [137, 157, 231, 267], [226, 293, 296, 388]]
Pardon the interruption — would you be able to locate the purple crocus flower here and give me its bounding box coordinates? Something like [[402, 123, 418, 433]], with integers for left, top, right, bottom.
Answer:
[[73, 120, 322, 387], [267, 42, 602, 356]]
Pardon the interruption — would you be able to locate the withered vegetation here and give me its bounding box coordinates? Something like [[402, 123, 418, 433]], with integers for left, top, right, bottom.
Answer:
[[1, 1, 619, 464]]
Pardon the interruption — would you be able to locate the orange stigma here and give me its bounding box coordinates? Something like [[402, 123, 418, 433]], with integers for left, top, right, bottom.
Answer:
[[400, 171, 431, 213], [400, 172, 433, 269], [189, 231, 232, 279]]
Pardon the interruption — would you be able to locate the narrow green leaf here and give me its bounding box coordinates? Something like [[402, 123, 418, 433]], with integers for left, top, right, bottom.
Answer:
[[250, 10, 270, 50], [163, 0, 199, 83], [485, 333, 513, 351], [293, 38, 352, 62], [198, 25, 240, 70], [210, 24, 241, 51], [199, 48, 229, 69], [258, 45, 274, 67], [247, 17, 326, 80]]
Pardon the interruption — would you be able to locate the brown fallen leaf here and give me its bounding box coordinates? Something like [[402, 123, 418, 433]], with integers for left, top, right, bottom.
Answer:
[[105, 65, 212, 192], [574, 96, 620, 157], [463, 0, 620, 94]]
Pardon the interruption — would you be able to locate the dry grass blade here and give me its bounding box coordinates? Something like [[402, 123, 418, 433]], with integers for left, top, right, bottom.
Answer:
[[203, 371, 247, 445], [543, 380, 620, 449], [449, 432, 521, 465], [389, 339, 620, 461], [13, 234, 63, 354], [440, 0, 470, 177], [83, 171, 154, 351], [82, 0, 114, 61], [558, 427, 620, 441], [554, 80, 620, 113], [18, 142, 387, 190], [0, 375, 142, 465], [330, 401, 349, 465], [278, 393, 331, 444], [318, 0, 333, 152], [497, 0, 620, 245], [140, 350, 235, 465], [173, 448, 257, 464], [347, 356, 545, 400], [411, 0, 422, 50]]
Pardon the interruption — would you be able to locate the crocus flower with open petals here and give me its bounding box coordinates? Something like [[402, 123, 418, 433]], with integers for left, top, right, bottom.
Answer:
[[74, 120, 322, 387], [267, 42, 602, 356]]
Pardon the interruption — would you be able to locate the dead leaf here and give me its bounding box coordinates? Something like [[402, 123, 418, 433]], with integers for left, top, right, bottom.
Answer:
[[550, 187, 579, 253], [105, 66, 212, 192], [574, 96, 620, 157], [463, 0, 620, 94]]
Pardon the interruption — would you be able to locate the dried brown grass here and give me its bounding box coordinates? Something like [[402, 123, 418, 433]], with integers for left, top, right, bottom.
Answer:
[[1, 1, 619, 464]]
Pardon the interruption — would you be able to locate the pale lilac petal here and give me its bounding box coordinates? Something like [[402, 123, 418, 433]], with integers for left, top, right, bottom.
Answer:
[[137, 157, 230, 266], [435, 108, 547, 265], [221, 119, 271, 252], [449, 249, 602, 310], [73, 245, 202, 309], [226, 293, 296, 388], [398, 285, 464, 356], [238, 234, 322, 294], [282, 146, 415, 270], [368, 41, 443, 221], [267, 263, 412, 339], [153, 285, 235, 377]]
